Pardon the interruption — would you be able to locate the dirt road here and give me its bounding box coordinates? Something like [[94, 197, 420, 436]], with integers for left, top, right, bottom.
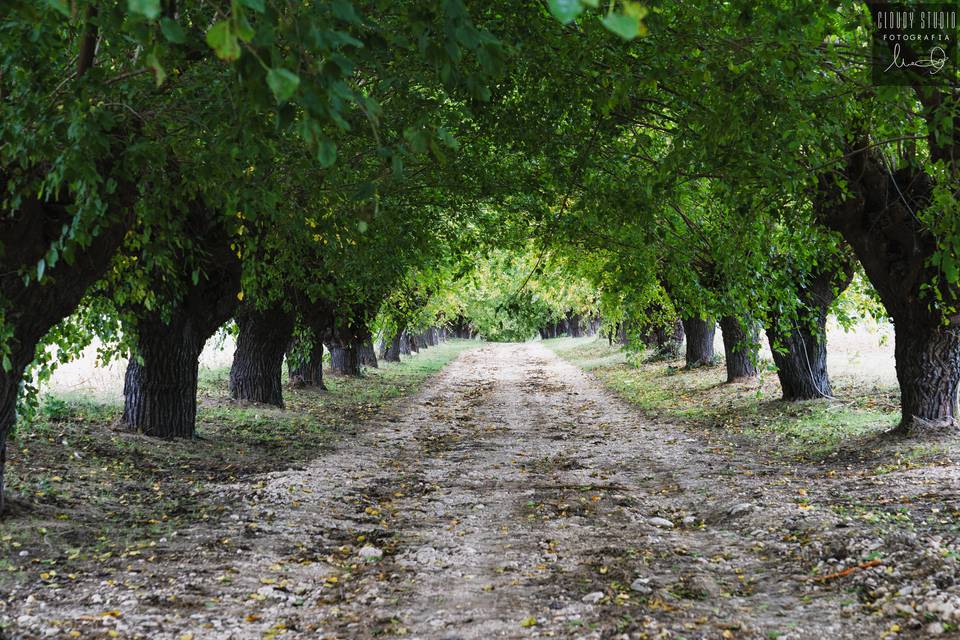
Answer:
[[9, 343, 951, 638]]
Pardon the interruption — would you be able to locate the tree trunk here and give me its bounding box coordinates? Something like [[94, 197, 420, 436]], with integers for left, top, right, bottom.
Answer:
[[766, 318, 831, 400], [895, 323, 960, 431], [123, 323, 205, 438], [408, 331, 419, 354], [567, 312, 582, 337], [0, 190, 134, 514], [229, 304, 295, 406], [287, 338, 325, 389], [682, 317, 715, 368], [0, 383, 15, 516], [122, 215, 242, 437], [359, 339, 378, 368], [399, 331, 412, 355], [426, 328, 437, 346], [719, 316, 759, 383], [818, 151, 958, 430], [383, 333, 402, 362], [329, 343, 361, 376], [416, 333, 429, 350]]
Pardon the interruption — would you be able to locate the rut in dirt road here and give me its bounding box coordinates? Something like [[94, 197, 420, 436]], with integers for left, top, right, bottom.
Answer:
[[11, 343, 896, 639]]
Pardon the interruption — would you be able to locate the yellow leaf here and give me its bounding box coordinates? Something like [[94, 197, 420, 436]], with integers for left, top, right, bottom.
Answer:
[[520, 616, 537, 628], [246, 613, 260, 622]]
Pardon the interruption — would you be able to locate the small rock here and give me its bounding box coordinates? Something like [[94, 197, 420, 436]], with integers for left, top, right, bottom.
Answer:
[[648, 517, 674, 529], [728, 503, 755, 518], [358, 545, 384, 561], [927, 622, 945, 635], [630, 578, 653, 594], [681, 516, 696, 527], [581, 591, 605, 604]]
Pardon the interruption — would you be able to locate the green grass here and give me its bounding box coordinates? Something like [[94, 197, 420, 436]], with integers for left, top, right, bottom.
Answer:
[[0, 339, 477, 593], [544, 337, 915, 462]]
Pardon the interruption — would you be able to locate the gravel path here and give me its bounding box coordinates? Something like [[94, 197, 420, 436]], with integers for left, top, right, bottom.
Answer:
[[8, 342, 958, 639]]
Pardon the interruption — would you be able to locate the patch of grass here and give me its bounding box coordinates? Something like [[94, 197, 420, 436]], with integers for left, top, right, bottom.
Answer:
[[545, 337, 911, 462], [542, 336, 627, 370], [0, 339, 476, 594]]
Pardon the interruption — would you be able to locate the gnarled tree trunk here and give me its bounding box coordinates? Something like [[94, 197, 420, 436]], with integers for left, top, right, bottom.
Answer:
[[399, 331, 412, 355], [383, 333, 402, 362], [719, 316, 759, 383], [682, 317, 715, 368], [766, 259, 852, 401], [359, 338, 378, 368], [287, 339, 325, 388], [122, 214, 241, 437], [766, 319, 830, 400], [229, 303, 295, 406], [820, 149, 958, 431], [329, 342, 360, 376], [0, 188, 134, 514]]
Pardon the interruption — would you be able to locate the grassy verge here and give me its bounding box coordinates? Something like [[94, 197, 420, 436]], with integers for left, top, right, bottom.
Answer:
[[0, 339, 476, 594], [543, 337, 949, 466]]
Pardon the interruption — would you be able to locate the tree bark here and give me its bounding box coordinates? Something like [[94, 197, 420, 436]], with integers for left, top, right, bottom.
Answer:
[[719, 316, 759, 383], [682, 317, 715, 368], [229, 304, 295, 406], [766, 319, 831, 401], [383, 333, 402, 362], [399, 331, 412, 355], [122, 213, 242, 437], [0, 189, 134, 514], [895, 324, 960, 430], [566, 312, 582, 337], [287, 338, 325, 389], [820, 150, 959, 431], [766, 261, 851, 401], [329, 343, 360, 376], [359, 338, 378, 368]]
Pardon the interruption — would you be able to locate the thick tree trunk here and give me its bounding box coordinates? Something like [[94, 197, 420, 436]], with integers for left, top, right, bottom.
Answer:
[[719, 316, 758, 383], [229, 304, 295, 406], [0, 384, 15, 516], [383, 333, 402, 362], [123, 324, 204, 438], [416, 333, 429, 350], [329, 343, 361, 376], [766, 318, 830, 400], [894, 322, 960, 432], [819, 151, 959, 431], [399, 331, 412, 355], [426, 328, 438, 346], [0, 190, 134, 514], [566, 312, 582, 337], [359, 339, 378, 368], [287, 338, 325, 389], [682, 317, 715, 368], [122, 214, 242, 437]]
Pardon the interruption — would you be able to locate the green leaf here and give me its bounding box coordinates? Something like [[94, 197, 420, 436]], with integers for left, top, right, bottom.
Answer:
[[46, 0, 70, 17], [357, 220, 368, 233], [160, 18, 187, 44], [128, 0, 161, 19], [548, 0, 583, 24], [332, 0, 362, 24], [240, 0, 265, 12], [2, 354, 10, 373], [36, 258, 45, 281], [317, 140, 337, 168], [206, 21, 241, 61], [601, 12, 640, 40], [146, 52, 166, 86], [266, 68, 301, 103]]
